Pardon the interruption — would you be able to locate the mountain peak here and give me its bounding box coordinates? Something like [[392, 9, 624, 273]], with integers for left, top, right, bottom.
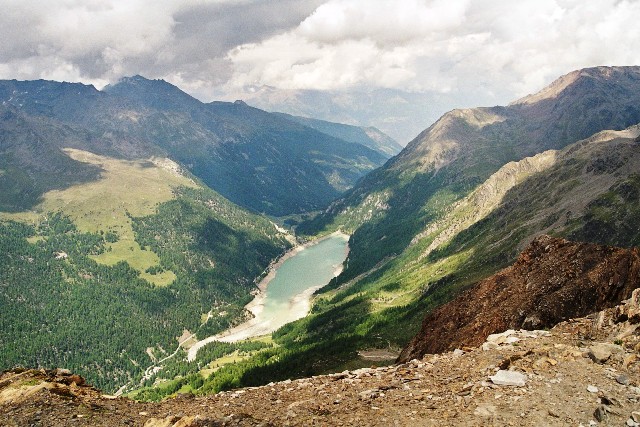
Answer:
[[511, 65, 640, 106], [103, 75, 200, 111], [105, 75, 176, 92]]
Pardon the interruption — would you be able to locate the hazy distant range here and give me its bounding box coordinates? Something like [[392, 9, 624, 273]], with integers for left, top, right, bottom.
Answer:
[[226, 85, 489, 145]]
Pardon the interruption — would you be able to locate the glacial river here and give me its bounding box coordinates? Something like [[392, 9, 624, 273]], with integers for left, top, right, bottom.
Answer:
[[187, 232, 349, 361]]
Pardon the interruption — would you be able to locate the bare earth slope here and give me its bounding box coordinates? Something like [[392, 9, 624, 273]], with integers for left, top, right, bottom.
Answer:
[[2, 289, 640, 426], [399, 235, 640, 361]]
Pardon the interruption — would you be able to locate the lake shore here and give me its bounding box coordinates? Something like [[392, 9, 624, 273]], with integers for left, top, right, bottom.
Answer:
[[186, 231, 349, 361]]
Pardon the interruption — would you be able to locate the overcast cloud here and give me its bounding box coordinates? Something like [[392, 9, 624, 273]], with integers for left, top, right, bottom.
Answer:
[[1, 0, 639, 116]]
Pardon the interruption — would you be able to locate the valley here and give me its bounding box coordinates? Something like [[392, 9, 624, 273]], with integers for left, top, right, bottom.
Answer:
[[1, 66, 640, 425]]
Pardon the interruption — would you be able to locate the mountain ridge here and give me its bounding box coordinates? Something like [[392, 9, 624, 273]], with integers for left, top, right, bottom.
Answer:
[[299, 66, 640, 280], [0, 75, 395, 216], [273, 112, 402, 157]]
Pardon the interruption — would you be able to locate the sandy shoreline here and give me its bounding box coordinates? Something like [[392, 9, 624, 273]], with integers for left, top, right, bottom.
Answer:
[[186, 231, 349, 361]]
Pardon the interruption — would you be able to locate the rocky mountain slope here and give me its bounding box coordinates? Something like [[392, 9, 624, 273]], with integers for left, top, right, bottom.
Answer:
[[399, 235, 640, 361], [0, 76, 392, 215], [0, 105, 102, 211], [2, 287, 639, 426], [300, 66, 640, 279], [254, 68, 640, 385]]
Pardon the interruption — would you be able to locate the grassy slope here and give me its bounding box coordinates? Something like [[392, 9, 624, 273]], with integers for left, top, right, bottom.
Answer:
[[2, 149, 197, 286], [0, 149, 292, 392], [306, 126, 640, 350]]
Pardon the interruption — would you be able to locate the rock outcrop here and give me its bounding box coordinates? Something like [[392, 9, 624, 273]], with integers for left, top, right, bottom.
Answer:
[[399, 235, 640, 362]]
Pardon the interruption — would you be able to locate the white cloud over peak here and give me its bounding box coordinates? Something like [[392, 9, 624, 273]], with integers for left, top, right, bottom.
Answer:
[[224, 0, 640, 102], [297, 0, 470, 45], [0, 0, 638, 125]]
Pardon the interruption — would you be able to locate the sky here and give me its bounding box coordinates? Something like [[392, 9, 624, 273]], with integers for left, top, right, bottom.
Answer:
[[1, 0, 639, 140]]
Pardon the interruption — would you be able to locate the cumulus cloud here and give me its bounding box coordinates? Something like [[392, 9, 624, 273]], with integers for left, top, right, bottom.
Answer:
[[0, 0, 323, 90], [0, 0, 638, 107], [224, 0, 640, 103]]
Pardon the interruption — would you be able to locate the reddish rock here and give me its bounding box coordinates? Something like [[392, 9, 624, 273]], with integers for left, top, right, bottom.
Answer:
[[398, 235, 640, 362]]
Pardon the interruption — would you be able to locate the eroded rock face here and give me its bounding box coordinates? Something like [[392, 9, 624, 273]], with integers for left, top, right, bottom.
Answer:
[[398, 235, 640, 362]]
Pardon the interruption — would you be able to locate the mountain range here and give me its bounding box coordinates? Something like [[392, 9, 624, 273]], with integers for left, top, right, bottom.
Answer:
[[1, 65, 640, 400], [0, 75, 397, 391], [0, 76, 397, 216], [230, 84, 476, 144]]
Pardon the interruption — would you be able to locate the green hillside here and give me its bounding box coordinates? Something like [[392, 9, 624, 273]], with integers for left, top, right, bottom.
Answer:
[[179, 124, 640, 397], [0, 149, 291, 392], [126, 69, 640, 401]]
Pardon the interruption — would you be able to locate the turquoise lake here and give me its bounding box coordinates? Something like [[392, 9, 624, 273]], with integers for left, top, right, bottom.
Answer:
[[260, 233, 349, 327], [188, 233, 349, 355]]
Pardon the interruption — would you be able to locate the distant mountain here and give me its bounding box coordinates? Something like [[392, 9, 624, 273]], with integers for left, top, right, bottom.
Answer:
[[0, 76, 389, 216], [274, 112, 402, 157], [236, 85, 468, 144]]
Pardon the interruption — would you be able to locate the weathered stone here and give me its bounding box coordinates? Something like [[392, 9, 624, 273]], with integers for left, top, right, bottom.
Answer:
[[358, 389, 379, 400], [587, 385, 599, 393], [489, 370, 527, 387], [616, 374, 630, 385], [600, 393, 623, 407], [482, 342, 499, 351], [486, 330, 516, 345], [474, 403, 497, 417], [143, 416, 180, 427], [588, 343, 623, 364], [599, 407, 612, 424]]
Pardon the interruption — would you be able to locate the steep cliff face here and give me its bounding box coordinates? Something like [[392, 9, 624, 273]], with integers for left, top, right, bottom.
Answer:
[[398, 236, 640, 362]]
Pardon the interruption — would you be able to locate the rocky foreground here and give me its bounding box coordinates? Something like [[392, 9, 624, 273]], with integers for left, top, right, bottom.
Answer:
[[2, 288, 640, 426]]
